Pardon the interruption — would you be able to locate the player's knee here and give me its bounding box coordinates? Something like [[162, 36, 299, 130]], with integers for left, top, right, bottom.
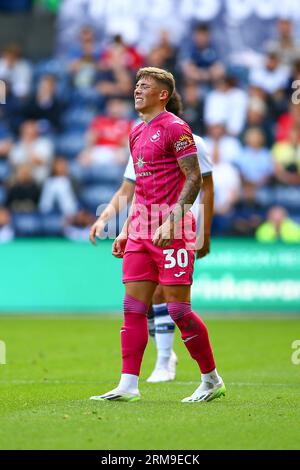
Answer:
[[152, 285, 165, 305], [167, 301, 191, 321], [124, 294, 148, 315]]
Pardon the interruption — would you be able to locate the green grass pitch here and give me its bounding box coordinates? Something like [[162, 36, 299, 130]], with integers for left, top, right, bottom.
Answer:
[[0, 315, 299, 450]]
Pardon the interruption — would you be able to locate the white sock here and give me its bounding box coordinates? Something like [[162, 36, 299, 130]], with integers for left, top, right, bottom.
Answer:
[[153, 303, 175, 369], [201, 369, 222, 385], [147, 316, 156, 344], [118, 374, 139, 393]]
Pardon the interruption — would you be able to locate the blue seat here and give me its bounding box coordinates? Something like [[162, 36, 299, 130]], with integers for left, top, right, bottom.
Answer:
[[79, 163, 124, 185], [41, 213, 64, 236], [0, 184, 6, 205], [80, 184, 117, 212], [12, 212, 42, 237], [70, 88, 101, 107], [255, 187, 274, 207], [274, 186, 300, 210], [32, 59, 71, 103], [0, 160, 11, 183], [55, 131, 85, 159], [256, 185, 300, 211], [33, 58, 68, 81], [61, 106, 96, 131]]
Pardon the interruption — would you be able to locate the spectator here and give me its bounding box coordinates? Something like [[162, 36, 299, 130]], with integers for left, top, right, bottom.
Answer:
[[289, 59, 300, 93], [39, 157, 78, 216], [180, 23, 224, 85], [6, 165, 40, 213], [63, 209, 94, 241], [0, 44, 32, 99], [68, 26, 100, 89], [0, 81, 23, 133], [272, 125, 300, 185], [213, 162, 241, 217], [0, 123, 13, 159], [100, 34, 143, 73], [78, 98, 133, 167], [22, 74, 64, 132], [209, 127, 241, 234], [212, 160, 241, 234], [181, 81, 205, 136], [0, 207, 14, 243], [275, 102, 300, 142], [204, 122, 242, 164], [232, 184, 264, 237], [243, 96, 274, 148], [9, 120, 53, 184], [236, 128, 273, 188], [145, 31, 177, 74], [96, 37, 133, 100], [265, 19, 300, 68], [249, 49, 290, 95], [204, 74, 248, 136], [256, 206, 300, 243], [146, 46, 169, 70]]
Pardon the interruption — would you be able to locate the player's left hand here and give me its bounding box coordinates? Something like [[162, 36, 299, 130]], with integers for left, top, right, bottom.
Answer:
[[112, 232, 128, 258], [152, 221, 175, 248], [196, 235, 210, 259]]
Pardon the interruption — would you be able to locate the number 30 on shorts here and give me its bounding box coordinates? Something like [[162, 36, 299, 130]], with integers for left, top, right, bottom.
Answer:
[[163, 248, 188, 269]]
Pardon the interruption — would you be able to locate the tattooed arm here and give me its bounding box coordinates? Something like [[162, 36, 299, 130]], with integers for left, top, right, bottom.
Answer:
[[152, 155, 202, 247], [171, 154, 202, 223]]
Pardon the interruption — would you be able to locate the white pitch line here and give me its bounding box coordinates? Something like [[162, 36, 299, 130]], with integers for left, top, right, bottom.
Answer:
[[0, 379, 298, 387]]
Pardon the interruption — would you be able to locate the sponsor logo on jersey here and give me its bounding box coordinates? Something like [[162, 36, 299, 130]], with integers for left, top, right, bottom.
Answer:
[[174, 271, 186, 277], [174, 134, 194, 153], [136, 171, 152, 177], [150, 130, 161, 142]]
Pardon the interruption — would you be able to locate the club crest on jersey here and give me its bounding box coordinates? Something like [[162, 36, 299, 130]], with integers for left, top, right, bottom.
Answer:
[[136, 156, 146, 168], [150, 130, 161, 143], [174, 134, 194, 152]]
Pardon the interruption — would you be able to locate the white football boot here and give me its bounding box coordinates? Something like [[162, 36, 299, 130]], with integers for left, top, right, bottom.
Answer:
[[90, 388, 141, 402], [181, 378, 226, 403], [168, 350, 178, 380], [146, 351, 178, 383]]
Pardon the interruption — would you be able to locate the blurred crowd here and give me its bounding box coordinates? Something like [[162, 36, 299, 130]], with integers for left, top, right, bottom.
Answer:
[[0, 13, 300, 243]]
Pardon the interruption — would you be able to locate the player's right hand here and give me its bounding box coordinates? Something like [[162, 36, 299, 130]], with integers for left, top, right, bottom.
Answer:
[[112, 232, 128, 258], [89, 219, 106, 245]]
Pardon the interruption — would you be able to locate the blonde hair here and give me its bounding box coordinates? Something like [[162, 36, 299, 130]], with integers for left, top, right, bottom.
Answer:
[[136, 67, 175, 101]]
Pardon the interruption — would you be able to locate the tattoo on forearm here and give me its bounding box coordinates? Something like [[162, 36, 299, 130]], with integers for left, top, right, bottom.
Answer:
[[171, 155, 202, 222]]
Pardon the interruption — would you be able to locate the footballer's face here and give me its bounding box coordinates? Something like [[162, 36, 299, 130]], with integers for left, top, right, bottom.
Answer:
[[134, 76, 168, 112]]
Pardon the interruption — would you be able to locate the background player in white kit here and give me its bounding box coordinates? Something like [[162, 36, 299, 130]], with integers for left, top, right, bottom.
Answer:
[[90, 91, 214, 383]]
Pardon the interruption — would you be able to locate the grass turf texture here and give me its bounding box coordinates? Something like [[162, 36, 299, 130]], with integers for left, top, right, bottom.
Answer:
[[0, 315, 299, 450]]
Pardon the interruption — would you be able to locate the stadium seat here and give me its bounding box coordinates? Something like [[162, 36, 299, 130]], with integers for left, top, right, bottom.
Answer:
[[274, 186, 300, 210], [75, 163, 124, 185], [33, 58, 68, 81], [79, 184, 117, 213], [256, 185, 300, 211], [0, 161, 10, 183], [0, 184, 6, 205], [12, 212, 42, 237], [55, 131, 85, 159], [32, 58, 71, 102], [61, 106, 97, 132], [70, 88, 102, 107], [255, 186, 274, 207], [40, 213, 64, 236]]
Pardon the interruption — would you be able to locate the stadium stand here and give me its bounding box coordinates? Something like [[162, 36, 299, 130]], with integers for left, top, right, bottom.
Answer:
[[0, 0, 300, 241]]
